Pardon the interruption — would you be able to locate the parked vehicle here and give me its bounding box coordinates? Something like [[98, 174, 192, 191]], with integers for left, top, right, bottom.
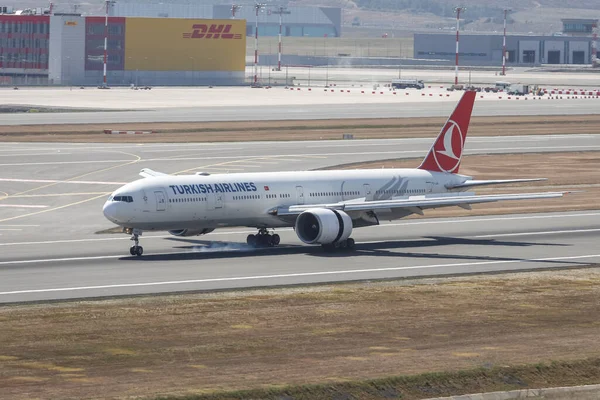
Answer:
[[507, 84, 529, 96], [391, 79, 425, 89]]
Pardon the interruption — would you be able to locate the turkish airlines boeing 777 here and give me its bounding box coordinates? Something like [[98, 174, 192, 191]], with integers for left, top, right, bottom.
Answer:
[[103, 91, 566, 256]]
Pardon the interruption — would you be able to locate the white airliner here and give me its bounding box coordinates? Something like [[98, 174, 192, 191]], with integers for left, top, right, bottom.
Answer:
[[103, 91, 566, 256]]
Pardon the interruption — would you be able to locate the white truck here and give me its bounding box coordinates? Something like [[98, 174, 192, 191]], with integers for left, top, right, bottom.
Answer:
[[507, 84, 530, 96], [391, 79, 425, 90]]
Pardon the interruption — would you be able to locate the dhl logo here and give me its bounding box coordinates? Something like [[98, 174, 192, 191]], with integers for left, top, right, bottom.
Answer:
[[182, 24, 242, 40]]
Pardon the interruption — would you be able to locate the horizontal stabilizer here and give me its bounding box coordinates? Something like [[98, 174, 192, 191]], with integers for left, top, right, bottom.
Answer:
[[447, 178, 547, 190], [139, 168, 169, 178]]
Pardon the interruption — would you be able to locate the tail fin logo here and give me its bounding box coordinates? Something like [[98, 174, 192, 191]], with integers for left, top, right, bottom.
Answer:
[[418, 91, 475, 174], [433, 120, 463, 172]]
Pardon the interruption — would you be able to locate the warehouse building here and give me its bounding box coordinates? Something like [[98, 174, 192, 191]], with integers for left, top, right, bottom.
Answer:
[[110, 1, 342, 38], [414, 33, 594, 66], [0, 10, 247, 86], [414, 19, 598, 67]]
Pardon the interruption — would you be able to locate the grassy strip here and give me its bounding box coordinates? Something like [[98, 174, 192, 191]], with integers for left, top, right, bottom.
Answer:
[[2, 268, 600, 399], [155, 358, 600, 400]]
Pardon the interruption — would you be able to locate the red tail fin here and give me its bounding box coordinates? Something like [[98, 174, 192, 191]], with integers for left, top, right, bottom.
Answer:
[[418, 90, 476, 174]]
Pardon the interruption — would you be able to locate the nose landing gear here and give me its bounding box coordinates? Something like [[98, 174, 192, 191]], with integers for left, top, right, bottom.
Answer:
[[246, 228, 280, 248], [128, 229, 143, 256]]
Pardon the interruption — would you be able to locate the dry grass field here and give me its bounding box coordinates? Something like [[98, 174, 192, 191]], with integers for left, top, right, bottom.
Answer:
[[1, 268, 599, 399]]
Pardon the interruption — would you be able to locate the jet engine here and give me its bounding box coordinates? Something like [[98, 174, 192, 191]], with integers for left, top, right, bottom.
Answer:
[[295, 208, 352, 245], [168, 228, 215, 237]]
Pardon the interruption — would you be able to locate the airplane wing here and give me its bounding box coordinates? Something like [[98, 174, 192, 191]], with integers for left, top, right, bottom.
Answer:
[[446, 178, 547, 190], [272, 191, 568, 217], [139, 168, 169, 178]]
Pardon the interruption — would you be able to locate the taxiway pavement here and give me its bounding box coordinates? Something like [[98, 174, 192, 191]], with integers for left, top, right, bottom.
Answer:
[[0, 136, 599, 303], [1, 86, 600, 125]]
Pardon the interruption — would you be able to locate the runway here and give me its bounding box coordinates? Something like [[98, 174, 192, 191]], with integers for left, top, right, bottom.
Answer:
[[0, 135, 599, 303], [0, 211, 599, 303]]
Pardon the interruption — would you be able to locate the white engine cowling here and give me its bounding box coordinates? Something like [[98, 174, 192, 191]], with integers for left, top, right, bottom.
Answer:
[[295, 208, 352, 245], [168, 228, 215, 237]]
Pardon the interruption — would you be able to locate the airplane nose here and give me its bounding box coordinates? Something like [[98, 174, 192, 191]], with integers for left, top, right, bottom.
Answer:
[[103, 201, 119, 223]]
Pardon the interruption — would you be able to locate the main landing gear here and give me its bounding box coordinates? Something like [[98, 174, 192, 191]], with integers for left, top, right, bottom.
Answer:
[[128, 229, 143, 256], [246, 228, 280, 248], [322, 238, 355, 252]]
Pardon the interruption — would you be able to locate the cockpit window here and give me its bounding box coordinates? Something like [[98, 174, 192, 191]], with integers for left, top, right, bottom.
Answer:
[[113, 195, 133, 203]]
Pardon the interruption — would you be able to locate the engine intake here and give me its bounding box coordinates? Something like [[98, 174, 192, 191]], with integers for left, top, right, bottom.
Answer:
[[168, 228, 214, 237], [295, 208, 352, 245]]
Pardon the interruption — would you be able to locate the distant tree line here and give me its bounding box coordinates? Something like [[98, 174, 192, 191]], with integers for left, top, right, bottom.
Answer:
[[355, 0, 504, 21]]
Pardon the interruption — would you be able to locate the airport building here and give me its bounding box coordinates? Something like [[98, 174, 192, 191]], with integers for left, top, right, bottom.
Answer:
[[110, 1, 342, 38], [414, 19, 599, 67], [0, 8, 247, 86]]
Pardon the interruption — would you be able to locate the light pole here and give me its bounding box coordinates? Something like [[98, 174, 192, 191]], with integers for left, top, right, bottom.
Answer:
[[102, 0, 116, 88], [272, 6, 289, 71], [501, 9, 511, 76], [454, 7, 465, 85], [231, 4, 241, 18], [253, 3, 266, 86], [592, 22, 598, 68]]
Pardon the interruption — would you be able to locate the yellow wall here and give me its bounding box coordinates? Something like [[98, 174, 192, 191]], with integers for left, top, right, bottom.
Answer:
[[124, 18, 246, 71]]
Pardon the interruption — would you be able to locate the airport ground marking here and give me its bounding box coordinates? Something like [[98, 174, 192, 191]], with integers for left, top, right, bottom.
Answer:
[[0, 204, 48, 209], [1, 254, 599, 297], [0, 150, 141, 221], [8, 192, 113, 198], [9, 150, 141, 197], [0, 193, 109, 223], [474, 228, 600, 238], [0, 178, 126, 185], [1, 145, 599, 168], [0, 212, 599, 248]]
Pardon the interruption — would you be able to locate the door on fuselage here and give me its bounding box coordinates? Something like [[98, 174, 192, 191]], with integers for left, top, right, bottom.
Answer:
[[154, 191, 166, 211], [296, 186, 305, 205], [207, 192, 224, 210], [363, 184, 372, 200]]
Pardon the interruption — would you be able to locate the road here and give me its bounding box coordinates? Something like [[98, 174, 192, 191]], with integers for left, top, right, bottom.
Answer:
[[0, 135, 599, 303]]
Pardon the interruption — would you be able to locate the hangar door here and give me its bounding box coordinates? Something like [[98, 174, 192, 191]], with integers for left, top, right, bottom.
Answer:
[[547, 51, 561, 64], [573, 51, 585, 64]]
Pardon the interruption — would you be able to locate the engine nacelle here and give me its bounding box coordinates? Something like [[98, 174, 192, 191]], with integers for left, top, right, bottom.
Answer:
[[295, 208, 352, 245], [168, 228, 215, 237]]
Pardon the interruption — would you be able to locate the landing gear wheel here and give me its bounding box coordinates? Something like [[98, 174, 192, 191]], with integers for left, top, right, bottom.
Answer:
[[346, 238, 355, 249], [249, 229, 281, 248], [271, 234, 281, 246], [129, 229, 144, 256]]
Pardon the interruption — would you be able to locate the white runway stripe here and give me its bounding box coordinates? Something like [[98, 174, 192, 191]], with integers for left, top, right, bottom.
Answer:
[[0, 178, 126, 185], [0, 254, 598, 296], [0, 204, 48, 208]]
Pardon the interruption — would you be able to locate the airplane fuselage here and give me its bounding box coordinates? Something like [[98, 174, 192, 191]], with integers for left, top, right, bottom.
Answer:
[[103, 169, 464, 231]]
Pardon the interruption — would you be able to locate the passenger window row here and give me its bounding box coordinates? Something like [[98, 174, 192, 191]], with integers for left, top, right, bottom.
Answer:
[[169, 198, 206, 203], [233, 195, 260, 200], [310, 191, 360, 197], [376, 189, 425, 195]]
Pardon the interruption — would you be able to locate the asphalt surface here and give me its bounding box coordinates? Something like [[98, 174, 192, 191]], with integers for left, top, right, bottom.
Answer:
[[0, 135, 599, 303], [1, 98, 600, 125]]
